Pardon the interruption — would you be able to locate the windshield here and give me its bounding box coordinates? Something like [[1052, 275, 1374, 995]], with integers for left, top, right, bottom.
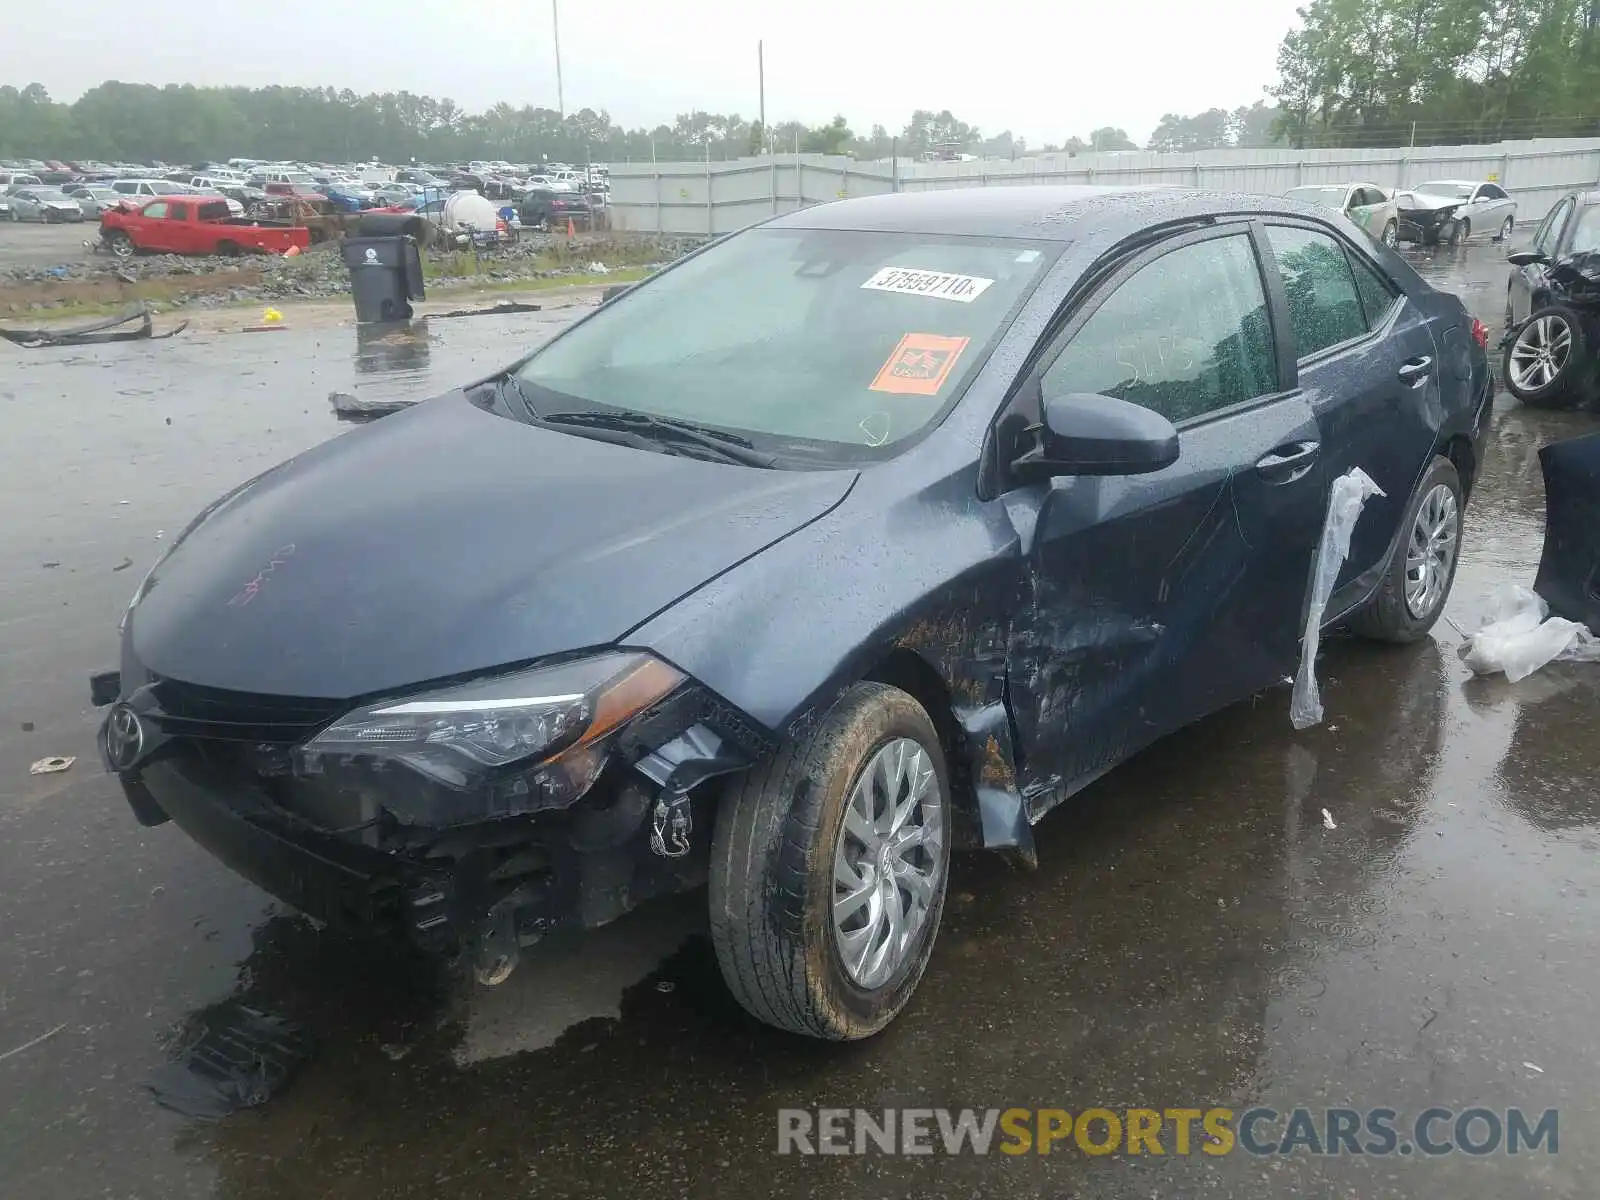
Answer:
[[33, 188, 71, 201], [1416, 181, 1474, 199], [282, 172, 316, 185], [1287, 186, 1347, 209], [514, 227, 1060, 462]]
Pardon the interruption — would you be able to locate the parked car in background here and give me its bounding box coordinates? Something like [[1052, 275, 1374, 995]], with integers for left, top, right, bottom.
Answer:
[[1396, 180, 1516, 246], [0, 171, 43, 190], [110, 179, 196, 201], [6, 186, 87, 222], [1285, 183, 1400, 247], [93, 186, 1491, 1041], [519, 187, 595, 229], [1501, 189, 1600, 409], [65, 184, 122, 218]]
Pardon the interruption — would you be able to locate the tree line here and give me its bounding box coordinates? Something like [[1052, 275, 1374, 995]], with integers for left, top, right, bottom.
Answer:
[[2, 3, 1596, 167]]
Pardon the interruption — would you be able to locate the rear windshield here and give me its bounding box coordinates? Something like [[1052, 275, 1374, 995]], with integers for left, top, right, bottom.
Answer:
[[1287, 186, 1346, 209], [515, 227, 1061, 462]]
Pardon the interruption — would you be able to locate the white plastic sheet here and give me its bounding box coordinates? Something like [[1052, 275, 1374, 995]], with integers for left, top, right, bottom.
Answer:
[[1291, 468, 1386, 730], [1458, 583, 1600, 681]]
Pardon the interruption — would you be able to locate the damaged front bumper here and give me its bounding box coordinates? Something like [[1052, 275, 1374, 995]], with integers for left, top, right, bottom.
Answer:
[[91, 658, 766, 979], [1397, 204, 1462, 244]]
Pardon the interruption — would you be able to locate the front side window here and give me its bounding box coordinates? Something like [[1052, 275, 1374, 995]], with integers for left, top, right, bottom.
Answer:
[[517, 227, 1059, 460], [1041, 233, 1277, 424], [1536, 199, 1574, 255], [142, 201, 168, 219], [1265, 225, 1367, 358], [1568, 205, 1600, 256]]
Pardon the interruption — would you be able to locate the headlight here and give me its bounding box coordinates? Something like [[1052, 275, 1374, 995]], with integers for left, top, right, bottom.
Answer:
[[302, 651, 684, 791]]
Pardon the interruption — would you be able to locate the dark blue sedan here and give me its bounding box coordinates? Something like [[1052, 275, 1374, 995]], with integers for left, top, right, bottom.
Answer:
[[93, 187, 1491, 1039]]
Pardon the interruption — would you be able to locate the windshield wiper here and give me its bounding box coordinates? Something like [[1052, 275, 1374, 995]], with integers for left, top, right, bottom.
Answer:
[[539, 409, 776, 468], [498, 372, 540, 420]]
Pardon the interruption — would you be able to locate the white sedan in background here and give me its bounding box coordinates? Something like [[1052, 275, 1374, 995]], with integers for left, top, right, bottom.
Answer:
[[1395, 180, 1517, 246], [1285, 182, 1400, 246]]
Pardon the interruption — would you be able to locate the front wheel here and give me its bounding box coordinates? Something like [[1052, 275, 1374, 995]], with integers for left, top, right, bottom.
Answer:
[[1497, 215, 1515, 242], [1348, 456, 1463, 643], [1503, 305, 1589, 408], [710, 682, 951, 1039], [1381, 220, 1398, 247], [1446, 218, 1468, 247], [106, 231, 135, 259]]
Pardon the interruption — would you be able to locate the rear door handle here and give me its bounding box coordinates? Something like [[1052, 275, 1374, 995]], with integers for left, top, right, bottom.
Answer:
[[1255, 440, 1320, 482], [1398, 355, 1434, 386]]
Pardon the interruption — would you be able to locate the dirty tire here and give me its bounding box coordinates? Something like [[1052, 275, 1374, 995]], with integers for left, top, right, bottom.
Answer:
[[215, 240, 239, 257], [1380, 220, 1398, 247], [1503, 305, 1590, 409], [1448, 218, 1468, 246], [1497, 216, 1515, 242], [106, 231, 134, 258], [709, 682, 951, 1040], [1348, 456, 1463, 643]]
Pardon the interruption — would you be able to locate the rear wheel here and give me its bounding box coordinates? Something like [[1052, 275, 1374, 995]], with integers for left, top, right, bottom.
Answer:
[[710, 682, 951, 1040], [1503, 305, 1589, 408], [215, 240, 239, 257], [1348, 456, 1464, 642]]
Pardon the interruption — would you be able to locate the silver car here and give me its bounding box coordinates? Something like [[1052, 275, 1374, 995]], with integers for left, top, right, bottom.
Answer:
[[66, 185, 122, 217], [6, 186, 86, 222], [1397, 179, 1517, 245]]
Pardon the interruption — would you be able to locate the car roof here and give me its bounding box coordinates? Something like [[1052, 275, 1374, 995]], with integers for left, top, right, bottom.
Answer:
[[768, 185, 1351, 241]]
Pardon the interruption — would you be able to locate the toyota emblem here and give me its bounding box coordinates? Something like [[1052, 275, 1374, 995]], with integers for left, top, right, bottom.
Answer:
[[105, 704, 145, 771]]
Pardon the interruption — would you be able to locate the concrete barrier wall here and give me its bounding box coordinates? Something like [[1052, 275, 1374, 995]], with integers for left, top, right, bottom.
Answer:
[[608, 138, 1600, 235]]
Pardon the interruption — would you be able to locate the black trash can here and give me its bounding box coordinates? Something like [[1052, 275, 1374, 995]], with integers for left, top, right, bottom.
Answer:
[[341, 235, 426, 323]]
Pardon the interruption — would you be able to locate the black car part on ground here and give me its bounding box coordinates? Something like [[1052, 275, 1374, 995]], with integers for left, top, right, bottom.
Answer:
[[1534, 431, 1600, 630], [1502, 249, 1600, 408], [0, 305, 188, 348]]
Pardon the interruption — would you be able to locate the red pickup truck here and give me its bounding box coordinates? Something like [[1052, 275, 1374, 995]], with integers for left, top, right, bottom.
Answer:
[[100, 196, 311, 258]]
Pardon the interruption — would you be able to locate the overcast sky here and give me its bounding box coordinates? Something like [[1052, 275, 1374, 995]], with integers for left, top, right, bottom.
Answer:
[[4, 0, 1303, 144]]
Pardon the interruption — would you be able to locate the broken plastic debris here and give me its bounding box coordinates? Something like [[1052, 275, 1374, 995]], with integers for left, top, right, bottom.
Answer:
[[1523, 1061, 1545, 1073], [1458, 584, 1600, 682], [1322, 808, 1338, 830], [29, 755, 75, 775], [1291, 468, 1385, 729], [145, 1001, 312, 1121]]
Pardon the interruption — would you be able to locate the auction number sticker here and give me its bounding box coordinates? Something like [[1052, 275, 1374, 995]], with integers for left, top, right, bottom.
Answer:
[[870, 333, 972, 396], [861, 266, 994, 303]]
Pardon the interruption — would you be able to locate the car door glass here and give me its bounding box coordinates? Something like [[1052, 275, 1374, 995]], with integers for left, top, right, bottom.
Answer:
[[1482, 184, 1508, 201], [1349, 254, 1399, 327], [1536, 200, 1574, 255], [1040, 233, 1277, 424], [1265, 225, 1368, 357], [1569, 206, 1600, 255], [168, 202, 188, 221], [142, 202, 168, 219]]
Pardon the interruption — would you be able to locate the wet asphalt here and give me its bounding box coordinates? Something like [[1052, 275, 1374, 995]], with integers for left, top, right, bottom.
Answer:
[[2, 241, 1597, 1199]]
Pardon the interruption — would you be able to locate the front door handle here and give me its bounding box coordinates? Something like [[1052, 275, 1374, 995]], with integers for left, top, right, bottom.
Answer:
[[1255, 440, 1320, 483], [1398, 355, 1434, 386]]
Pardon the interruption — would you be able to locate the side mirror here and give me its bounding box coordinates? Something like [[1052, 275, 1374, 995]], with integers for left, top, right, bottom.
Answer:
[[1011, 391, 1179, 480], [1507, 250, 1548, 267]]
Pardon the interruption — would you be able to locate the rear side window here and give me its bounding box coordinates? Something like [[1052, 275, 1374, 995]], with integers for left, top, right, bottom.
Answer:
[[1265, 225, 1367, 358], [1041, 232, 1278, 424], [1350, 254, 1400, 327], [168, 202, 189, 220], [197, 201, 231, 221], [114, 182, 136, 194]]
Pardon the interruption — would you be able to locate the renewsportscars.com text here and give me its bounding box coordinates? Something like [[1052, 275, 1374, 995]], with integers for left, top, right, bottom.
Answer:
[[776, 1107, 1559, 1157]]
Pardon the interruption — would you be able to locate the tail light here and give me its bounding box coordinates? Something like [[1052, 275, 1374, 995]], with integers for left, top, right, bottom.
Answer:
[[1471, 317, 1489, 349]]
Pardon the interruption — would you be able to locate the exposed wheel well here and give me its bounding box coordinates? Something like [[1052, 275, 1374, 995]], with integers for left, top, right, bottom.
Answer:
[[864, 647, 981, 844]]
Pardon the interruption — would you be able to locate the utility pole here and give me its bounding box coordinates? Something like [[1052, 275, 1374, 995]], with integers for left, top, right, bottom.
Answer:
[[552, 0, 565, 117], [758, 40, 767, 155]]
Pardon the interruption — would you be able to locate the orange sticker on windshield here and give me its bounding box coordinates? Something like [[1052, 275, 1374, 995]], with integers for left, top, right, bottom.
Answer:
[[869, 333, 971, 396]]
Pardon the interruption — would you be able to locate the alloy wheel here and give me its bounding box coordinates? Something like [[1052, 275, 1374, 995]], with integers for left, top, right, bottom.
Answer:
[[832, 737, 946, 990], [1404, 483, 1459, 618], [1507, 314, 1572, 392], [1383, 223, 1398, 247]]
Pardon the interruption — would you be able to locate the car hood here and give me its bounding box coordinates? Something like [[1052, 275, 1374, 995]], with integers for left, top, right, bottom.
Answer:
[[129, 392, 857, 699], [1396, 191, 1465, 212]]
